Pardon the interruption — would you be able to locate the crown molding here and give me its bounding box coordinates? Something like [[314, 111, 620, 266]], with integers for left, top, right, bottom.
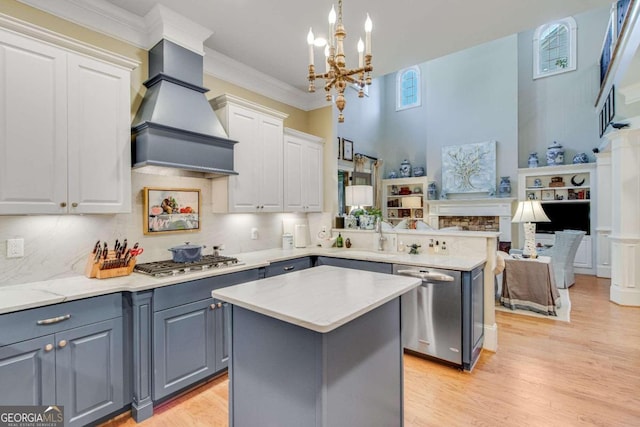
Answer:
[[144, 4, 211, 54], [16, 0, 331, 111], [17, 0, 147, 48], [0, 12, 138, 69], [203, 47, 328, 111]]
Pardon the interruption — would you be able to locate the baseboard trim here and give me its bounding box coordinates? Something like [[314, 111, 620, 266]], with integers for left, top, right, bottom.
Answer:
[[610, 285, 640, 306], [483, 323, 498, 352]]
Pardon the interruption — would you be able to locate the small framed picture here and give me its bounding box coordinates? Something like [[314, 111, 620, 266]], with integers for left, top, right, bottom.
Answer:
[[541, 189, 555, 201], [337, 137, 342, 159], [143, 187, 201, 234], [342, 138, 354, 161]]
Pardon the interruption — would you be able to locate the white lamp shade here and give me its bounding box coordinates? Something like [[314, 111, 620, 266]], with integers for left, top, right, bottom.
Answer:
[[345, 185, 373, 207], [512, 200, 551, 223]]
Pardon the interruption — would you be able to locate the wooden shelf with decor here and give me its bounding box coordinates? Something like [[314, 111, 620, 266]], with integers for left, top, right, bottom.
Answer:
[[517, 163, 596, 273], [382, 177, 429, 223]]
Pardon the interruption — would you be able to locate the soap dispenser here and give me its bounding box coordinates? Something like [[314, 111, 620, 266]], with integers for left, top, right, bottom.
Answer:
[[336, 233, 344, 248]]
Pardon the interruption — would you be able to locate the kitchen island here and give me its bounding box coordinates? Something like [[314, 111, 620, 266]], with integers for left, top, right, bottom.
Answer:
[[212, 265, 421, 427]]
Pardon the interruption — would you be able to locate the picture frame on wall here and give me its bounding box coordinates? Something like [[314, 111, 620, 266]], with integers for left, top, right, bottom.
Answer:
[[143, 187, 201, 234], [342, 138, 354, 161], [337, 137, 342, 159]]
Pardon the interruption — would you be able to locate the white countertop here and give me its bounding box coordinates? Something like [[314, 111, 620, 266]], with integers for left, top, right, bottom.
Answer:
[[212, 265, 421, 333], [0, 247, 485, 315]]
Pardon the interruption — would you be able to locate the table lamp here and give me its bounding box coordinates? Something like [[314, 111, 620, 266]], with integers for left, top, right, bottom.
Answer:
[[511, 200, 550, 258]]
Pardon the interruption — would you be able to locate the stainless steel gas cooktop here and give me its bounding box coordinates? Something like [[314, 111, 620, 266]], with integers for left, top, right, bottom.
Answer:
[[134, 255, 243, 277]]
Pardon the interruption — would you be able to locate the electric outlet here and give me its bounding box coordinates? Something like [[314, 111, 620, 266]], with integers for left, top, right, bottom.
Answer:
[[7, 238, 24, 258], [251, 228, 259, 240], [440, 241, 449, 255]]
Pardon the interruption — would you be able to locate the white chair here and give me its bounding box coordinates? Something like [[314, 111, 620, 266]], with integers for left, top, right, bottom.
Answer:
[[539, 230, 585, 289]]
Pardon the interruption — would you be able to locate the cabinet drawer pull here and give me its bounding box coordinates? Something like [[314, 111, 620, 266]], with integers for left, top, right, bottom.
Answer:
[[60, 202, 67, 208], [217, 302, 223, 308], [283, 266, 295, 271], [58, 340, 67, 348], [71, 202, 78, 208], [37, 314, 71, 325], [210, 304, 216, 310], [44, 344, 54, 352]]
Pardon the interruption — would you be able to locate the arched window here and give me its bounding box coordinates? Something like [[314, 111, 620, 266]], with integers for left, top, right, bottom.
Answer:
[[396, 66, 421, 111], [533, 17, 577, 79]]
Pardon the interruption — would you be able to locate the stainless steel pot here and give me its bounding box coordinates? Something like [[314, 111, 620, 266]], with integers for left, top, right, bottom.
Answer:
[[168, 242, 206, 263]]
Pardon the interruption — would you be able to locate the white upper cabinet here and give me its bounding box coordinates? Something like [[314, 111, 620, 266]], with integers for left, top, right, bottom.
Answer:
[[283, 128, 324, 212], [0, 24, 135, 215], [211, 94, 288, 213]]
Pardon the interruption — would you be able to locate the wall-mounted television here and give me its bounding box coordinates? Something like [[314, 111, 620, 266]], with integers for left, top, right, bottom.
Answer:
[[536, 202, 590, 235]]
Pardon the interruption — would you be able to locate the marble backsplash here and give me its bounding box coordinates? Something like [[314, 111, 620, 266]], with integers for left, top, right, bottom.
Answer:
[[0, 171, 319, 287]]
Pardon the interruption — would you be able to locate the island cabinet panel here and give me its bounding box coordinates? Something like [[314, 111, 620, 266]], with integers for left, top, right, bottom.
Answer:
[[462, 265, 484, 371], [151, 269, 260, 402], [230, 299, 403, 427], [316, 256, 393, 274], [0, 294, 125, 427]]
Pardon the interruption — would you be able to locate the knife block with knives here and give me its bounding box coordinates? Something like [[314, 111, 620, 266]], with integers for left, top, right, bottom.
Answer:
[[84, 240, 139, 279]]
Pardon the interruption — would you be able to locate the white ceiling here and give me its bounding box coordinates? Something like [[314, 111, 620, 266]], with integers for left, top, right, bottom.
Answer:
[[102, 0, 611, 92]]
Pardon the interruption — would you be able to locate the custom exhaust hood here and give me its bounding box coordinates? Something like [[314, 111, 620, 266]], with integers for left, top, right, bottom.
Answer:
[[131, 39, 237, 176]]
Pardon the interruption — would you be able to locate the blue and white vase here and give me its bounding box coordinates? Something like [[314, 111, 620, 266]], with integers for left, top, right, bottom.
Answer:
[[546, 142, 565, 166], [412, 166, 425, 177], [498, 176, 511, 197], [528, 152, 539, 168], [400, 159, 412, 177]]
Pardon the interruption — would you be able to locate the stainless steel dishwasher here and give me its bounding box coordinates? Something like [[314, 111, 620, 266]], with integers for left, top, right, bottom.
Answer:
[[393, 265, 462, 366]]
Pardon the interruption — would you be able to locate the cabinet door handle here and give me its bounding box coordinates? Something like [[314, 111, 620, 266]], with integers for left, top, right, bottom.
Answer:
[[71, 202, 78, 208], [217, 302, 223, 308], [210, 304, 217, 310], [37, 314, 71, 325], [44, 344, 54, 352], [58, 340, 67, 348], [283, 266, 295, 271], [60, 202, 67, 208]]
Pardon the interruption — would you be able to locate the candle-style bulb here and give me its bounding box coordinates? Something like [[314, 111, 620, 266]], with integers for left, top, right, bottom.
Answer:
[[307, 28, 315, 45], [329, 5, 336, 24], [364, 14, 372, 55], [357, 38, 364, 53], [365, 14, 372, 33]]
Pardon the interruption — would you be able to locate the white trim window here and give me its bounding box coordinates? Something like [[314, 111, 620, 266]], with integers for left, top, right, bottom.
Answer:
[[396, 65, 421, 111], [533, 16, 577, 79]]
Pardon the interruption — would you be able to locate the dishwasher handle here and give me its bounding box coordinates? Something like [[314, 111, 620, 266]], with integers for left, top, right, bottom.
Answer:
[[395, 269, 455, 282]]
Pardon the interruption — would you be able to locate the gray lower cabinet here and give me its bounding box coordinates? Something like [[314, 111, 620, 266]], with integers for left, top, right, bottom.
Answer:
[[0, 294, 124, 426], [264, 257, 314, 277], [151, 269, 259, 402], [316, 256, 393, 274]]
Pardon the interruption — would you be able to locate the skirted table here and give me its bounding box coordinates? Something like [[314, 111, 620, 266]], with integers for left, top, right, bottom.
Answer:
[[500, 255, 560, 315]]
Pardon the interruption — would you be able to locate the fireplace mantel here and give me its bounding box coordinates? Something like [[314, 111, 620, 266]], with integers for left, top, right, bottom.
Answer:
[[428, 197, 516, 242]]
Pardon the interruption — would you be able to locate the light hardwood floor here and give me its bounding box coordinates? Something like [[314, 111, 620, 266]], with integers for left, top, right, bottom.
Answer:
[[102, 275, 640, 426]]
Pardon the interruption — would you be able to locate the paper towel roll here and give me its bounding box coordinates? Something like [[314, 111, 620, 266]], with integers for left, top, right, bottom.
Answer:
[[294, 224, 307, 248]]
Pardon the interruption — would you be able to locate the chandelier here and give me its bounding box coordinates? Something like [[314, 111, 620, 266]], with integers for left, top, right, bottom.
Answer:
[[306, 0, 372, 123]]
